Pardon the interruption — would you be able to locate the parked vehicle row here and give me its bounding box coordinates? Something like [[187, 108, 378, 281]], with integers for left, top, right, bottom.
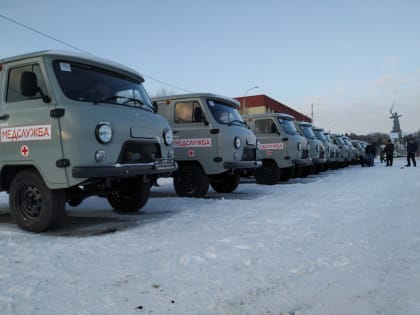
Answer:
[[242, 113, 311, 184], [0, 50, 367, 232]]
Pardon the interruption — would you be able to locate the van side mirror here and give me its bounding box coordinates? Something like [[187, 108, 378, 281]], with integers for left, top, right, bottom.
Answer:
[[193, 107, 208, 125], [20, 71, 51, 103], [152, 101, 158, 113], [20, 71, 38, 97]]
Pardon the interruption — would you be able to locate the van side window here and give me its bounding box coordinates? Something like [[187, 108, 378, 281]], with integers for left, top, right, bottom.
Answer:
[[174, 101, 201, 123], [255, 119, 278, 135], [6, 64, 47, 103]]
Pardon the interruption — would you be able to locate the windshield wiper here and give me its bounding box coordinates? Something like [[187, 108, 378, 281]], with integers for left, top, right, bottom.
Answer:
[[93, 95, 154, 112], [228, 119, 247, 127], [94, 95, 141, 104]]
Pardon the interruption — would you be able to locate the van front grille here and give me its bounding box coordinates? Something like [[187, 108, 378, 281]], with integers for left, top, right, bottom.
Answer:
[[118, 141, 162, 164], [242, 146, 257, 161]]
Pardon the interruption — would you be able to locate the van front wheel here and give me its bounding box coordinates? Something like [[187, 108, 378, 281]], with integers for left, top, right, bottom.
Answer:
[[210, 173, 240, 193], [255, 160, 280, 185], [10, 169, 65, 232], [173, 164, 209, 197], [107, 178, 150, 213]]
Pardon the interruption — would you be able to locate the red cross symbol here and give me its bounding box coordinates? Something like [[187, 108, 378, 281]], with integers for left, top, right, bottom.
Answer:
[[188, 149, 195, 157], [21, 145, 29, 157], [267, 150, 272, 156]]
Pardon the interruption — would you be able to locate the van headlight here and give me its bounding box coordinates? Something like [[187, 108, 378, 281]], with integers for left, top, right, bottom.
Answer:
[[234, 136, 241, 149], [163, 128, 173, 145], [95, 122, 112, 144]]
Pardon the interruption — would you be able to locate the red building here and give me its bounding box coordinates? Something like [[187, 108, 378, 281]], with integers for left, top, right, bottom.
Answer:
[[235, 94, 312, 123]]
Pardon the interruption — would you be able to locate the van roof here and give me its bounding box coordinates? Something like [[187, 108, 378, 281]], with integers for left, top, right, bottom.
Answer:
[[0, 50, 145, 82], [152, 93, 240, 107], [296, 121, 313, 127], [242, 113, 295, 120]]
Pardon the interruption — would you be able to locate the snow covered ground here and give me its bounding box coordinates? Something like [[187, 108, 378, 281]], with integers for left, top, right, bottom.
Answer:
[[1, 158, 419, 315]]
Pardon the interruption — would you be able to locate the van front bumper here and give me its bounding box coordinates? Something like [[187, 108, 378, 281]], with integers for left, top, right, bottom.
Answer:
[[72, 159, 177, 178], [313, 157, 327, 165], [293, 158, 312, 166], [224, 160, 262, 170]]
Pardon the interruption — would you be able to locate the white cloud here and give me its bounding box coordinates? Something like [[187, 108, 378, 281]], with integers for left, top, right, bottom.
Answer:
[[369, 75, 393, 88]]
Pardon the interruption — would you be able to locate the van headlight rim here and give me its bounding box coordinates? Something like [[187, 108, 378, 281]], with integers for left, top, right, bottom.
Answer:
[[95, 122, 112, 144], [163, 128, 173, 145], [234, 136, 241, 149]]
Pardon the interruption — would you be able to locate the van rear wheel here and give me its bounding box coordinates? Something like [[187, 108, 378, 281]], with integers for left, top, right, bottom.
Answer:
[[210, 173, 240, 193], [173, 164, 209, 197], [107, 178, 150, 213], [9, 169, 65, 232], [255, 160, 280, 185]]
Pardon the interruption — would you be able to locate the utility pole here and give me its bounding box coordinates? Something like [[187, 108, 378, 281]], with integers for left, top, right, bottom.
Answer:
[[243, 86, 258, 114], [311, 103, 314, 122]]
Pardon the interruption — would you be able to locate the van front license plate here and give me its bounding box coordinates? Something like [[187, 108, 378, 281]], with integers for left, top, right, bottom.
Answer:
[[154, 158, 176, 170]]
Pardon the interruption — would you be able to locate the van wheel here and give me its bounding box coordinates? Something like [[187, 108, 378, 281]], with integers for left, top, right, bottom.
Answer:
[[173, 164, 209, 197], [9, 169, 65, 232], [279, 167, 292, 182], [210, 174, 240, 193], [255, 160, 280, 185], [107, 179, 150, 213], [300, 165, 312, 177]]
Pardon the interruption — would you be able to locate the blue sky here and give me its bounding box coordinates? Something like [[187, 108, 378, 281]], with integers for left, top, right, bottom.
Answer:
[[1, 0, 419, 134]]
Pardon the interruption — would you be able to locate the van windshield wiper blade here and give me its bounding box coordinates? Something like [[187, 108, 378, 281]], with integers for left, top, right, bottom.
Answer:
[[228, 119, 247, 127], [94, 95, 136, 104], [93, 95, 154, 112]]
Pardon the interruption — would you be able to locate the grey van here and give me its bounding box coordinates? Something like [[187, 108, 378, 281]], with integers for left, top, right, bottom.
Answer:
[[153, 93, 260, 197]]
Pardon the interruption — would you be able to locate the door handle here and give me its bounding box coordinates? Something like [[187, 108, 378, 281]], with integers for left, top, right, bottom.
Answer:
[[0, 114, 10, 120]]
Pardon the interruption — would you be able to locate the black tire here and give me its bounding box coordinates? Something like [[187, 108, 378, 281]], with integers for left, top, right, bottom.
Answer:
[[279, 167, 292, 182], [293, 165, 303, 178], [9, 169, 65, 232], [210, 173, 240, 193], [173, 164, 209, 197], [300, 165, 313, 177], [107, 178, 150, 213], [255, 160, 280, 185]]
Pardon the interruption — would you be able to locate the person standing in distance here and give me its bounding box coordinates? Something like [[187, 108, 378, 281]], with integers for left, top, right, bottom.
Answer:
[[384, 139, 394, 167], [365, 143, 374, 167], [406, 137, 418, 167]]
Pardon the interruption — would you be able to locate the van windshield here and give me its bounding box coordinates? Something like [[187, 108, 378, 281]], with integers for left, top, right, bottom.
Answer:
[[206, 99, 246, 127], [324, 134, 333, 142], [53, 60, 154, 112], [335, 136, 346, 145], [301, 125, 316, 139], [277, 118, 298, 135], [314, 129, 327, 141]]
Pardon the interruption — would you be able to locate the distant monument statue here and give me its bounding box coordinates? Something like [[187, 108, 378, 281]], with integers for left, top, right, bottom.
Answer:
[[389, 103, 402, 134], [388, 102, 404, 156]]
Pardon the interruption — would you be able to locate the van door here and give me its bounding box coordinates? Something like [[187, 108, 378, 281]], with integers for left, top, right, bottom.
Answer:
[[0, 61, 67, 188], [254, 118, 290, 168], [171, 99, 219, 173]]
